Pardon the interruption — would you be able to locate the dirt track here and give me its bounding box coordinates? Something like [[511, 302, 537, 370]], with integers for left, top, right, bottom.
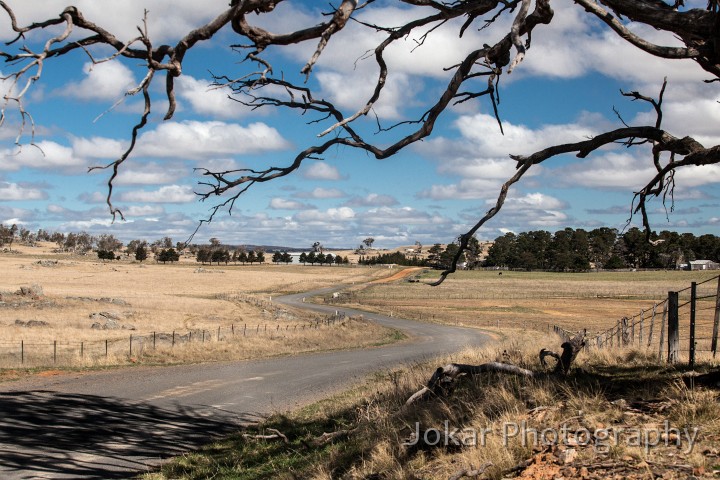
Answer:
[[369, 266, 423, 283]]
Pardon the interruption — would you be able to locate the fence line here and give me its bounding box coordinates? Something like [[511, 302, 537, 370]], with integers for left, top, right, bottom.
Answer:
[[554, 275, 720, 367], [0, 311, 349, 368]]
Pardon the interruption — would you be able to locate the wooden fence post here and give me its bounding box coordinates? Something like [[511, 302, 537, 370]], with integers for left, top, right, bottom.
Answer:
[[622, 317, 630, 346], [667, 291, 679, 364], [639, 310, 644, 346], [711, 275, 720, 358], [689, 282, 697, 368], [658, 301, 667, 361], [647, 304, 656, 347]]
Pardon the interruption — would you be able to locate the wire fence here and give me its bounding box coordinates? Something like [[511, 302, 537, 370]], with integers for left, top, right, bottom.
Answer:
[[0, 312, 349, 368], [555, 275, 720, 366]]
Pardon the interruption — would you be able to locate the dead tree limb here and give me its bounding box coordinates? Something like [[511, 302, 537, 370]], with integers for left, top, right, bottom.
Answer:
[[406, 362, 535, 405], [408, 331, 587, 404], [308, 427, 358, 447]]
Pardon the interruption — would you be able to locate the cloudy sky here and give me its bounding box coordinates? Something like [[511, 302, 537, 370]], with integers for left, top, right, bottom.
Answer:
[[1, 0, 719, 248]]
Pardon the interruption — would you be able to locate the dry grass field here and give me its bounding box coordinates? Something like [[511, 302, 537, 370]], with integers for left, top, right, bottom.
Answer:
[[0, 243, 401, 369], [146, 330, 720, 480], [342, 268, 719, 333]]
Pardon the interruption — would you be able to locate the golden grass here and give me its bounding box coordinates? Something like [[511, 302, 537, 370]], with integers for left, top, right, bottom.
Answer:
[[155, 331, 720, 480], [0, 244, 400, 369], [340, 269, 720, 361]]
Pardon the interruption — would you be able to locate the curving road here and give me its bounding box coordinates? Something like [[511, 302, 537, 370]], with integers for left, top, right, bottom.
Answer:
[[0, 285, 492, 479]]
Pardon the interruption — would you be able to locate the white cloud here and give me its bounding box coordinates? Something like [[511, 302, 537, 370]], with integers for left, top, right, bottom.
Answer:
[[418, 178, 510, 200], [0, 1, 229, 44], [71, 137, 126, 159], [0, 182, 47, 200], [451, 114, 595, 158], [552, 152, 661, 190], [477, 192, 570, 229], [114, 163, 187, 185], [358, 206, 444, 227], [78, 191, 107, 204], [295, 207, 355, 223], [345, 193, 398, 207], [58, 218, 115, 230], [176, 76, 246, 119], [269, 198, 313, 210], [302, 162, 342, 181], [316, 70, 416, 120], [1, 141, 86, 172], [296, 187, 346, 199], [136, 121, 290, 160], [62, 61, 137, 101], [0, 205, 33, 222], [674, 164, 720, 188], [124, 205, 165, 217], [119, 185, 196, 203], [502, 192, 568, 211]]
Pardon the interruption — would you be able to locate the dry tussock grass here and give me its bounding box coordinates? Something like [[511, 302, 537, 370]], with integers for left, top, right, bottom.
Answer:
[[0, 244, 398, 368], [197, 330, 720, 479]]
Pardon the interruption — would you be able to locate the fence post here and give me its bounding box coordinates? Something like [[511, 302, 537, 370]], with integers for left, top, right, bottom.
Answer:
[[712, 275, 720, 357], [689, 282, 697, 368], [54, 340, 57, 364], [658, 301, 667, 361], [129, 335, 133, 357], [647, 304, 656, 348], [667, 291, 679, 364], [621, 317, 629, 346], [153, 332, 156, 349], [639, 310, 644, 346], [21, 340, 23, 365], [172, 331, 175, 347], [105, 339, 108, 358], [218, 326, 221, 341]]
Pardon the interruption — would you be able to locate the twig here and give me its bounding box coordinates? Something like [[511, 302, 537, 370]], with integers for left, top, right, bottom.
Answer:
[[242, 428, 288, 443]]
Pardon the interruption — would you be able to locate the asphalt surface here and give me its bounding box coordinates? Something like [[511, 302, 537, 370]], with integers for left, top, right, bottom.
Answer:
[[0, 285, 492, 479]]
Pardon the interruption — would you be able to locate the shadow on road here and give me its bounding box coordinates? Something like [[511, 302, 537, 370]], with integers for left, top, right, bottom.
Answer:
[[0, 390, 254, 479]]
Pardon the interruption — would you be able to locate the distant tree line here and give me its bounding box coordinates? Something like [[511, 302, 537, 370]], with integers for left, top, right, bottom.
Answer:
[[298, 251, 348, 266], [4, 225, 719, 272], [484, 227, 720, 271]]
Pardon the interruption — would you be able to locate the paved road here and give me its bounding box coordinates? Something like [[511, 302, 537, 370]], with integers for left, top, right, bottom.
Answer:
[[0, 286, 491, 479]]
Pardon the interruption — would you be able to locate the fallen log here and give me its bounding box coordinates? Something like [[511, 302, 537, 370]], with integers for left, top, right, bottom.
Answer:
[[406, 362, 535, 405], [407, 330, 587, 405]]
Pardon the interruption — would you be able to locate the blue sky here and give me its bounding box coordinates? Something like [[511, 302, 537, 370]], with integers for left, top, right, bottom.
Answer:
[[1, 0, 719, 249]]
